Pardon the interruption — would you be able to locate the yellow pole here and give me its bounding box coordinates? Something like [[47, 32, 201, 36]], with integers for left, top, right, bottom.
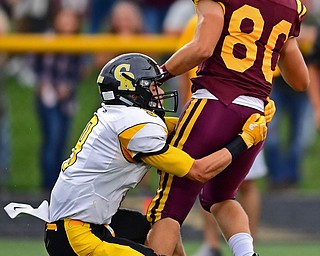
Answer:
[[0, 34, 179, 53]]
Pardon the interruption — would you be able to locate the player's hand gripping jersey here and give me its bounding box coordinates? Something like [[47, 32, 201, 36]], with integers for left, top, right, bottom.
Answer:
[[192, 0, 307, 105]]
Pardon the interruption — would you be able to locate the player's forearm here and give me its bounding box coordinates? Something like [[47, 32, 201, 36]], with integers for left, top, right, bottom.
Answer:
[[186, 135, 248, 183], [279, 38, 310, 91], [164, 42, 209, 76], [186, 147, 232, 183], [307, 64, 320, 111]]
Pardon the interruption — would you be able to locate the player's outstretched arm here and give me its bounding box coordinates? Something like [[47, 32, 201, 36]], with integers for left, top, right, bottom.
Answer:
[[142, 114, 267, 183], [186, 113, 267, 183]]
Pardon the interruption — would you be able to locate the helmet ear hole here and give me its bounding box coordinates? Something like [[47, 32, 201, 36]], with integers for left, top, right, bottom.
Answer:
[[101, 91, 115, 101]]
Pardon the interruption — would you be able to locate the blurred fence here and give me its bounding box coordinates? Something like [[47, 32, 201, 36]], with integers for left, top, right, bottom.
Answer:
[[0, 34, 179, 53]]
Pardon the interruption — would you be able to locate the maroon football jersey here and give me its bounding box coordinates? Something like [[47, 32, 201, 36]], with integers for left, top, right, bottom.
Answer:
[[191, 0, 307, 105]]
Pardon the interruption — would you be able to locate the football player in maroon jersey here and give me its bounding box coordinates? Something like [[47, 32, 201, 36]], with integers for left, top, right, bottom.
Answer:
[[146, 1, 309, 256]]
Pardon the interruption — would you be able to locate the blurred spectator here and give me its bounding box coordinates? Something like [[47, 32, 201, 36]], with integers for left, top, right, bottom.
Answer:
[[93, 0, 145, 70], [308, 26, 320, 131], [0, 0, 12, 18], [264, 14, 317, 191], [162, 0, 195, 37], [4, 0, 51, 87], [303, 0, 320, 25], [10, 0, 51, 32], [139, 0, 177, 33], [32, 9, 85, 191], [264, 75, 314, 190], [3, 0, 90, 86], [162, 0, 195, 114], [52, 0, 88, 16], [0, 6, 11, 191], [86, 0, 117, 33]]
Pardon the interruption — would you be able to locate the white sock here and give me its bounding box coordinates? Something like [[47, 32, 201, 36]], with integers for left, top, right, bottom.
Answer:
[[228, 232, 255, 256]]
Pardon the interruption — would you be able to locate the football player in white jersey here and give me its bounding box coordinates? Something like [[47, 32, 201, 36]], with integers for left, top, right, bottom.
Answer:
[[5, 53, 268, 256]]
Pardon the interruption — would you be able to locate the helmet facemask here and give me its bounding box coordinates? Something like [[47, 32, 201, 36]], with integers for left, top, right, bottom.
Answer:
[[97, 53, 178, 118], [122, 73, 178, 118]]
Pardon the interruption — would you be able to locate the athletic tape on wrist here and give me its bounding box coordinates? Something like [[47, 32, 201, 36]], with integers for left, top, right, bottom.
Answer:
[[159, 64, 174, 83], [225, 135, 247, 160]]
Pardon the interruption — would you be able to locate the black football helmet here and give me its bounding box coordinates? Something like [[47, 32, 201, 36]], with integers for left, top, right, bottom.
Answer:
[[97, 53, 178, 117]]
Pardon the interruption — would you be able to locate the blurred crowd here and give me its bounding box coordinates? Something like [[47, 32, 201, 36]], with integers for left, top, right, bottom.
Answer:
[[0, 0, 195, 192], [0, 0, 319, 190], [0, 0, 320, 242], [0, 1, 320, 256]]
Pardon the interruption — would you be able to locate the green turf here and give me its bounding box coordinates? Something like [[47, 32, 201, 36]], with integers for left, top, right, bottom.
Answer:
[[0, 239, 47, 256], [186, 241, 320, 255], [0, 239, 319, 256]]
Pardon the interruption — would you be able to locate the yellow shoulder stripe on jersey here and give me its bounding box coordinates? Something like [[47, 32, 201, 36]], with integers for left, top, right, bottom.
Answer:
[[120, 145, 135, 163], [296, 0, 307, 18], [141, 145, 194, 177], [217, 2, 226, 14], [193, 0, 199, 7], [193, 0, 225, 14], [119, 123, 147, 162]]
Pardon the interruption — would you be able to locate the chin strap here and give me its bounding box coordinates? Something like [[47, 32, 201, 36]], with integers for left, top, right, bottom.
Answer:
[[118, 96, 135, 106]]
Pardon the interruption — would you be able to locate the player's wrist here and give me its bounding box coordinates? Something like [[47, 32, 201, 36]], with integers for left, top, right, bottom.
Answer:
[[159, 64, 175, 83], [239, 131, 254, 148], [225, 135, 248, 160]]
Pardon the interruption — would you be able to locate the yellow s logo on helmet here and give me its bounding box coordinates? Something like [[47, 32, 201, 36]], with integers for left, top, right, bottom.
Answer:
[[114, 64, 136, 91]]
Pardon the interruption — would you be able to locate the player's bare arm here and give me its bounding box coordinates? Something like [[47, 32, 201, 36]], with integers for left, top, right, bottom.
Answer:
[[142, 113, 267, 183], [278, 37, 309, 91], [162, 0, 224, 77], [186, 114, 267, 183]]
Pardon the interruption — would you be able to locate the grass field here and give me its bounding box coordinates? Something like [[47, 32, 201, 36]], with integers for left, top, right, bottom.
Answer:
[[0, 239, 319, 256]]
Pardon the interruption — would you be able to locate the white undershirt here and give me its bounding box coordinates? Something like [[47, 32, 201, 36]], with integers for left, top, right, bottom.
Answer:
[[192, 89, 264, 112]]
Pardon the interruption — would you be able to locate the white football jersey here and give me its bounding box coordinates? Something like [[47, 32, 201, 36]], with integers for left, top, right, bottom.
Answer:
[[49, 104, 168, 225]]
